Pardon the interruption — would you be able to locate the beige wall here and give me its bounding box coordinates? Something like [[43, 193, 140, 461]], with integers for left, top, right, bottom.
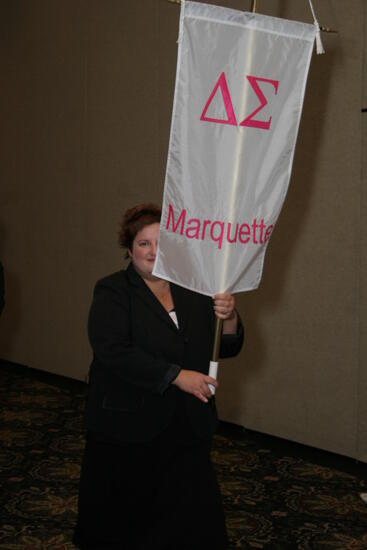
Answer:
[[0, 0, 365, 460]]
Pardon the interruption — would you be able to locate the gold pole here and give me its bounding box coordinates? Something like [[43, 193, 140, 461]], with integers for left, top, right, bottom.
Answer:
[[167, 1, 337, 33], [212, 318, 223, 362], [251, 0, 258, 13]]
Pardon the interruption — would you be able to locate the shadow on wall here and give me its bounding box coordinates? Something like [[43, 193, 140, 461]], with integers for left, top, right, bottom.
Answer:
[[222, 38, 338, 418], [0, 221, 21, 358]]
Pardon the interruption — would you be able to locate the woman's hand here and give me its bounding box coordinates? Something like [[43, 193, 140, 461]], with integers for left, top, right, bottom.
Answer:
[[213, 293, 235, 320], [213, 293, 238, 334], [172, 369, 218, 403]]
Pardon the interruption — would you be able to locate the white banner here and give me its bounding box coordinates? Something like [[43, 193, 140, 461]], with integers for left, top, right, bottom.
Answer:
[[153, 1, 317, 296]]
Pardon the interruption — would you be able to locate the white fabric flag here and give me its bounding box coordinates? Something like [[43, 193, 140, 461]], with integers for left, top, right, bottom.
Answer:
[[153, 1, 317, 296]]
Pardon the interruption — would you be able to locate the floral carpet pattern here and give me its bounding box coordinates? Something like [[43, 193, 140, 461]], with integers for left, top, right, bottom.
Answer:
[[0, 361, 366, 549]]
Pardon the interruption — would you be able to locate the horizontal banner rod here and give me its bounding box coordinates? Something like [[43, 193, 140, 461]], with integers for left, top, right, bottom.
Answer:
[[166, 0, 337, 32]]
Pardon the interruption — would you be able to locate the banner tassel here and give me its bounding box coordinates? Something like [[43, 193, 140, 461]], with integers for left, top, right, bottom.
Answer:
[[308, 0, 325, 54]]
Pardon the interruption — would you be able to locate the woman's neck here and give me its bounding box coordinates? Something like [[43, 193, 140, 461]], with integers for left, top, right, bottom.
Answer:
[[144, 277, 170, 297], [145, 277, 173, 313]]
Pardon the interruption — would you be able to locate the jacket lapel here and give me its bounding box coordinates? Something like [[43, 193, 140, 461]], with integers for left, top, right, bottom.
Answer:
[[126, 263, 179, 332], [171, 283, 190, 336]]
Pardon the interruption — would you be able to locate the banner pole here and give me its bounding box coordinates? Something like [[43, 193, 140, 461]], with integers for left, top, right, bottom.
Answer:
[[209, 317, 223, 395], [209, 0, 257, 391], [212, 317, 223, 362], [209, 0, 257, 393]]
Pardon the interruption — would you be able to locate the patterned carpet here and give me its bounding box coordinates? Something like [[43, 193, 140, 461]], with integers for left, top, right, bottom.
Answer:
[[0, 360, 366, 549]]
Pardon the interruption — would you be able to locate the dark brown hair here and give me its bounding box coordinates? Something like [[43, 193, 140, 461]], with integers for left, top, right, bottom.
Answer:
[[118, 203, 161, 258]]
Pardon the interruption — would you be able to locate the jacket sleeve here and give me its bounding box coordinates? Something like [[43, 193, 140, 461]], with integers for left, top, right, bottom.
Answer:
[[88, 279, 180, 395], [219, 313, 244, 358]]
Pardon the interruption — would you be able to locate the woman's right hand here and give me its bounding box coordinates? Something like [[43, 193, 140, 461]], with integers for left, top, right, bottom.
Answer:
[[172, 369, 218, 403]]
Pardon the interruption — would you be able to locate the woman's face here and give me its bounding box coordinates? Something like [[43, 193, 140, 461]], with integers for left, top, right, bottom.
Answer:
[[129, 222, 160, 280]]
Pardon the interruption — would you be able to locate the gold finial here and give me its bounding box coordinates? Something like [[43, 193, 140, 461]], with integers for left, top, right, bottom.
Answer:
[[319, 25, 338, 34]]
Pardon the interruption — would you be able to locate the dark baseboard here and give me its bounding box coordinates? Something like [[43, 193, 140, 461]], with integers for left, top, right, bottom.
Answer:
[[217, 420, 367, 480], [0, 358, 86, 393]]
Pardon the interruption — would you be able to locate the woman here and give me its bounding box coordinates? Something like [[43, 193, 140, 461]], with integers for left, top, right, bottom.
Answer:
[[74, 203, 244, 550]]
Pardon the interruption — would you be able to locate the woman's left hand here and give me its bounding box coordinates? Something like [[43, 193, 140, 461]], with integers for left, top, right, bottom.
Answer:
[[213, 293, 236, 320], [213, 293, 238, 335]]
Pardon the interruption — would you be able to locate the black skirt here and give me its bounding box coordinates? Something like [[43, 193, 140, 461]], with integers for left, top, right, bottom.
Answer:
[[73, 420, 228, 550]]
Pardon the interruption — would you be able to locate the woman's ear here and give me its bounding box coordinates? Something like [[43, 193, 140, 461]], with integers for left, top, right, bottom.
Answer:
[[127, 248, 132, 258]]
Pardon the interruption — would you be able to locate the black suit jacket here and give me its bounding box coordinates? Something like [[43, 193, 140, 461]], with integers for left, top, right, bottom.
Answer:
[[85, 263, 244, 442]]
